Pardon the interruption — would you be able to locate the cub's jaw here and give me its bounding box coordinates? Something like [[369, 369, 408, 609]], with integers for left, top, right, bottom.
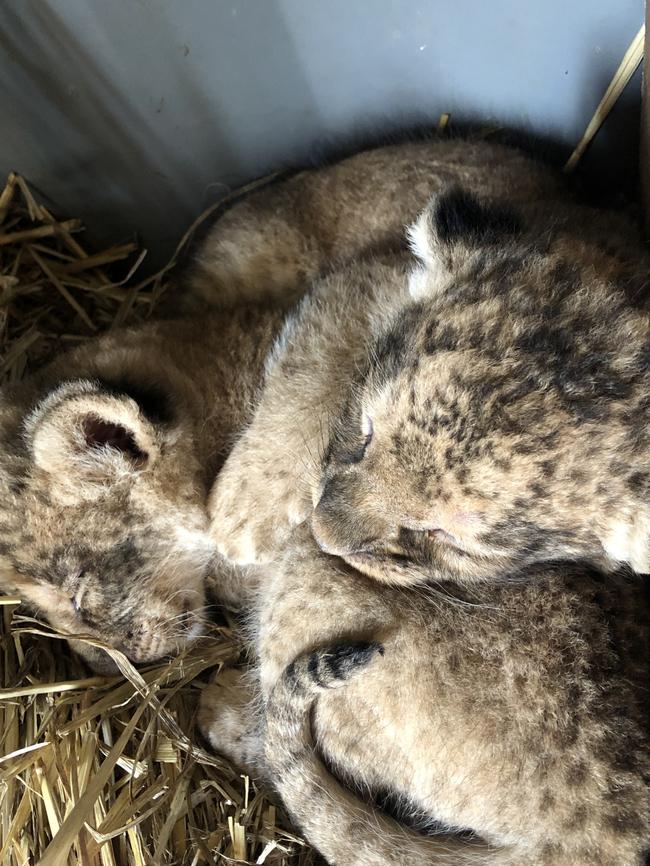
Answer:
[[602, 515, 650, 575]]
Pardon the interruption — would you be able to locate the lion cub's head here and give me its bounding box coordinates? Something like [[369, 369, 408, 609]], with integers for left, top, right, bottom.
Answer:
[[312, 189, 650, 585], [1, 372, 214, 671]]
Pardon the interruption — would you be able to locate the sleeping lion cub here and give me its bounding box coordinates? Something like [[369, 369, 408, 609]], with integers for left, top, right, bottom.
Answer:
[[200, 524, 650, 866], [210, 152, 650, 588], [1, 136, 648, 862], [1, 137, 555, 667], [0, 307, 280, 669]]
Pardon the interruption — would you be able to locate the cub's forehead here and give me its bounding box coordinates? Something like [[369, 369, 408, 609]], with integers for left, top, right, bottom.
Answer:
[[46, 534, 142, 574], [367, 261, 648, 430], [0, 465, 137, 538]]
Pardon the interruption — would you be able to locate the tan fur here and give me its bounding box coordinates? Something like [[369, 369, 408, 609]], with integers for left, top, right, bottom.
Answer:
[[209, 163, 650, 587], [186, 138, 563, 311], [201, 525, 650, 866], [207, 141, 578, 565], [0, 136, 563, 669], [0, 307, 281, 669], [2, 136, 648, 860], [197, 139, 650, 862]]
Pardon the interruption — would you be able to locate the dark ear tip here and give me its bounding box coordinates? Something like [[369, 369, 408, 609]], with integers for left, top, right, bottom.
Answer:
[[434, 186, 522, 245], [433, 188, 481, 242]]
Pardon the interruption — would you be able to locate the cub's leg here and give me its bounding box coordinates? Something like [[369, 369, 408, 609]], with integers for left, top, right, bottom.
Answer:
[[198, 666, 264, 777], [208, 257, 409, 564], [185, 139, 562, 311]]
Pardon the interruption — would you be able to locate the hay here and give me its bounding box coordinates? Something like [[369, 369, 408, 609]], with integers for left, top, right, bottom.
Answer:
[[564, 24, 645, 172], [0, 173, 314, 865]]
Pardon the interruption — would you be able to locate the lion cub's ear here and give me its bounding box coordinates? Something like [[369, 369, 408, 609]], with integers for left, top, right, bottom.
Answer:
[[407, 187, 522, 300], [24, 379, 161, 503], [602, 512, 650, 576]]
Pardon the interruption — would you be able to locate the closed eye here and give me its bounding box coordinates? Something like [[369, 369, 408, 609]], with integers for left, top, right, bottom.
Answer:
[[72, 569, 88, 614], [336, 416, 374, 465]]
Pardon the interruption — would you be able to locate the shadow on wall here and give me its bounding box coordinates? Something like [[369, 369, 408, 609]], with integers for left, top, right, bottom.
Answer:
[[0, 0, 321, 265], [1, 3, 202, 254], [579, 69, 642, 206], [0, 0, 643, 268]]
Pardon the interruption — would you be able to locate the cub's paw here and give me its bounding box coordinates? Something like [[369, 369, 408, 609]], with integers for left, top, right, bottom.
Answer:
[[208, 457, 312, 565], [198, 667, 261, 772]]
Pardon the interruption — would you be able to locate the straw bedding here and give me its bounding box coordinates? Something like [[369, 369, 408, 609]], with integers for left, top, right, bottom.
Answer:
[[0, 174, 315, 865]]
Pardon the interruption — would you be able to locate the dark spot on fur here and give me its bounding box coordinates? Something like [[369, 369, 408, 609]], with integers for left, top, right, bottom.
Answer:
[[565, 761, 588, 787], [371, 304, 424, 380], [425, 323, 459, 354], [539, 789, 555, 813], [606, 809, 645, 836], [434, 189, 522, 246], [307, 653, 324, 687], [541, 842, 561, 863], [513, 441, 536, 456], [627, 471, 649, 494], [537, 459, 555, 478], [564, 805, 588, 830], [527, 481, 547, 499]]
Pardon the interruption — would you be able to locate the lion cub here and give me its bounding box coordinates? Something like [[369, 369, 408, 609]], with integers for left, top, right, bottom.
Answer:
[[210, 168, 650, 588], [2, 137, 548, 667], [201, 525, 650, 866], [0, 307, 281, 669]]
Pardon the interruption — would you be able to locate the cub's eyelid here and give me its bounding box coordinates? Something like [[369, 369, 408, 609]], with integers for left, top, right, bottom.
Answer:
[[427, 527, 461, 548], [361, 413, 374, 442], [72, 569, 88, 612]]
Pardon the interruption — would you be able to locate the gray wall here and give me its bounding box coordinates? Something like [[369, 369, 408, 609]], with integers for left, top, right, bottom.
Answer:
[[0, 0, 644, 265]]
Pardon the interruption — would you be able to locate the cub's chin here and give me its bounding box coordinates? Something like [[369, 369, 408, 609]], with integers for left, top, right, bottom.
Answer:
[[69, 618, 206, 675]]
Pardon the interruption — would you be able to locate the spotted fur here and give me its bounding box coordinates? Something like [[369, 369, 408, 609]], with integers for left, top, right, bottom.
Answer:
[[2, 137, 542, 668], [210, 166, 650, 588], [201, 526, 650, 866], [0, 308, 280, 669]]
